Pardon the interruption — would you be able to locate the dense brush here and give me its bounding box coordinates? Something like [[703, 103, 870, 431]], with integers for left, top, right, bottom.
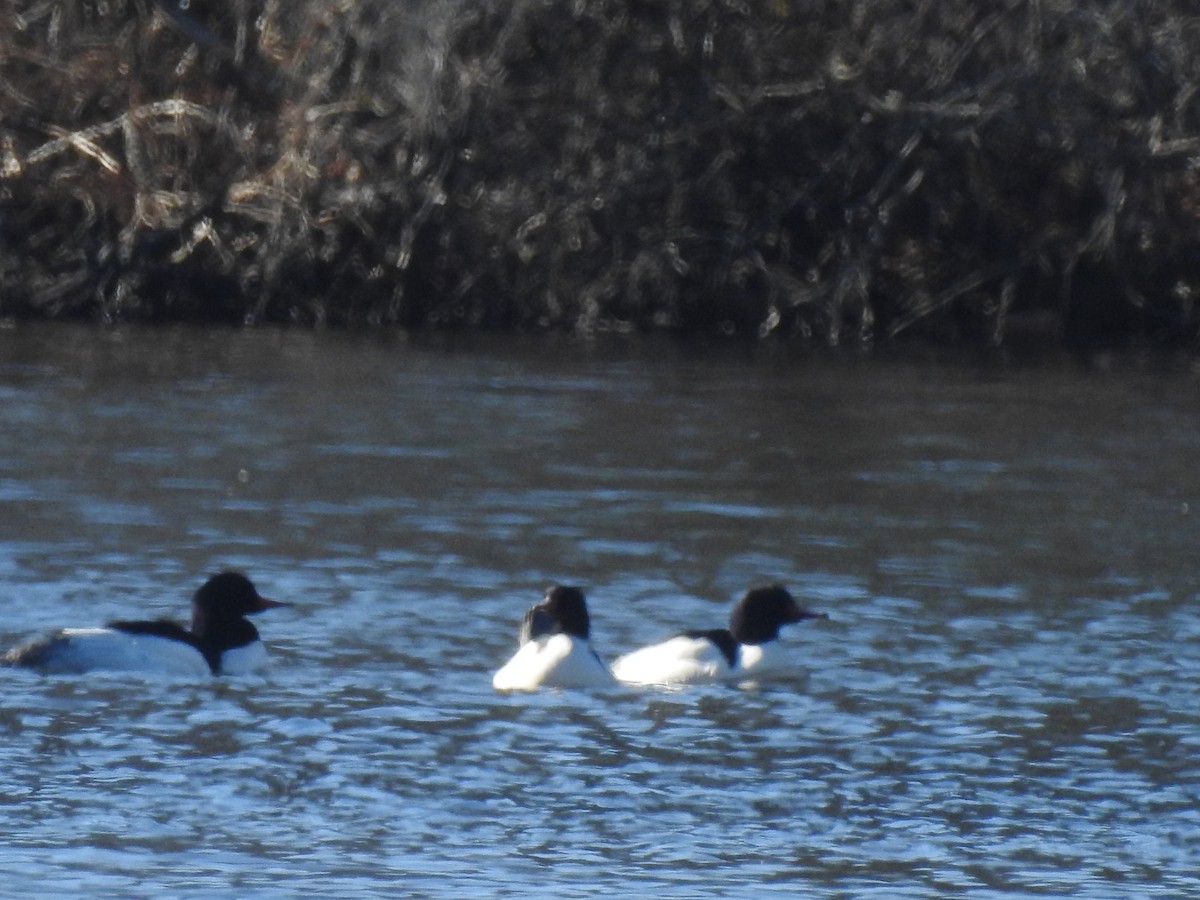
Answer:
[[2, 0, 1198, 345]]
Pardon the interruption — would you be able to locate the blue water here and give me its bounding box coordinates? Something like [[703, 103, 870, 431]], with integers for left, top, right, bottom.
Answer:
[[1, 325, 1198, 897]]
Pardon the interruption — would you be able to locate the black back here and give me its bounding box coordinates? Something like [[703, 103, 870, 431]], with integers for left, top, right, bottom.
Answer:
[[682, 628, 739, 668], [109, 619, 194, 643], [109, 618, 221, 673]]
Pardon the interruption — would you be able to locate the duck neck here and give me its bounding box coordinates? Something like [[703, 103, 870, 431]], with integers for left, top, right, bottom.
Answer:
[[191, 608, 260, 671]]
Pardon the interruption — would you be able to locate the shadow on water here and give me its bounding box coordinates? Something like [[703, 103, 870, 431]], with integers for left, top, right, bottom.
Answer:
[[0, 322, 1199, 896]]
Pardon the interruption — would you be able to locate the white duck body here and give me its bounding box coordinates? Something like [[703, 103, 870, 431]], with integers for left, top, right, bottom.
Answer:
[[492, 633, 613, 690], [612, 585, 826, 686], [611, 634, 790, 685], [3, 572, 286, 677], [493, 585, 615, 691], [21, 627, 213, 676], [214, 639, 271, 675]]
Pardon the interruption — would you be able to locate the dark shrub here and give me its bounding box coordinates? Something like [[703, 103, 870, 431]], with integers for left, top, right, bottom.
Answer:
[[2, 0, 1198, 345]]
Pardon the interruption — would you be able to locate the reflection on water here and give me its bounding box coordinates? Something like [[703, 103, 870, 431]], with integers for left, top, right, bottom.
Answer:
[[1, 324, 1198, 896]]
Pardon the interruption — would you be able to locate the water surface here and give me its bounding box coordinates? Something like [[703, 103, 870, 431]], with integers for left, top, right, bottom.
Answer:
[[1, 324, 1198, 897]]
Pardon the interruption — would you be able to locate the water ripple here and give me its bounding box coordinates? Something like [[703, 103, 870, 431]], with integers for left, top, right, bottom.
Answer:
[[1, 327, 1199, 896]]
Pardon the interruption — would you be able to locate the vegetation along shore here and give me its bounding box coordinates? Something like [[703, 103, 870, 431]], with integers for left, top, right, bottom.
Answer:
[[2, 0, 1199, 346]]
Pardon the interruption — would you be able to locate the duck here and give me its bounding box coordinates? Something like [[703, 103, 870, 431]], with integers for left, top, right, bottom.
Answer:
[[492, 584, 615, 690], [611, 584, 826, 685], [3, 571, 288, 676]]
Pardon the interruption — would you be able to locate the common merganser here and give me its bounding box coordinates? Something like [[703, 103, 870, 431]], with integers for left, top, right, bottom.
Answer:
[[3, 572, 288, 676], [492, 585, 615, 691], [611, 584, 826, 685]]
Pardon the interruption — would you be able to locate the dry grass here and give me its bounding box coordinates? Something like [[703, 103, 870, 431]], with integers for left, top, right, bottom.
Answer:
[[2, 0, 1199, 345]]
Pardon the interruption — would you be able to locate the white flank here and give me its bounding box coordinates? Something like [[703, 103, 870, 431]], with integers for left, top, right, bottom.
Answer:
[[219, 641, 270, 675], [44, 628, 211, 676], [612, 637, 789, 686], [611, 635, 732, 685], [493, 634, 614, 691]]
